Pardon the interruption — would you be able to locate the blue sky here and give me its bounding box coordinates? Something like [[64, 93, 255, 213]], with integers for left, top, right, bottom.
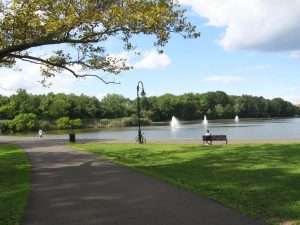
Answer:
[[1, 0, 300, 104]]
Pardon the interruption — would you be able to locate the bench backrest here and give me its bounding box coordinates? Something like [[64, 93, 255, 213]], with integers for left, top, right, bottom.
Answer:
[[202, 135, 227, 141]]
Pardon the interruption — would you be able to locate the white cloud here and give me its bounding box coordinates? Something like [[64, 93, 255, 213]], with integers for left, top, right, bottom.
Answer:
[[109, 50, 171, 70], [0, 49, 171, 97], [108, 51, 131, 68], [0, 63, 78, 96], [134, 50, 171, 69], [202, 75, 246, 84], [289, 50, 300, 59], [180, 0, 300, 52]]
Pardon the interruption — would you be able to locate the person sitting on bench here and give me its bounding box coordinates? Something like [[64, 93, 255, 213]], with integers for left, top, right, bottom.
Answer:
[[204, 129, 212, 145]]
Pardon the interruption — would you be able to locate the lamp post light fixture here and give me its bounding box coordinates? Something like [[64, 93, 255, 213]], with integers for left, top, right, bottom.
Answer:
[[137, 81, 146, 144]]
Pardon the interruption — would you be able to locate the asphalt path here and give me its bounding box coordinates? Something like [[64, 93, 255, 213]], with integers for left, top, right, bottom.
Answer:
[[2, 137, 266, 225]]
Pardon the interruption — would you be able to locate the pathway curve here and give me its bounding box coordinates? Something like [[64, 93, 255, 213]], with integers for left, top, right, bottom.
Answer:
[[4, 137, 266, 225]]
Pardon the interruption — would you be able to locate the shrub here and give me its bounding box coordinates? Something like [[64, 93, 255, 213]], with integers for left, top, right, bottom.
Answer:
[[96, 116, 152, 127], [122, 116, 152, 126], [122, 116, 137, 126], [11, 113, 38, 131], [56, 117, 71, 129], [56, 117, 82, 130], [140, 117, 152, 126], [39, 120, 52, 130], [0, 120, 12, 133], [70, 118, 82, 129]]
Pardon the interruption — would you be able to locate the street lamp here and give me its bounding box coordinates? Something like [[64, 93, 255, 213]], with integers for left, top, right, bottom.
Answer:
[[137, 81, 146, 144]]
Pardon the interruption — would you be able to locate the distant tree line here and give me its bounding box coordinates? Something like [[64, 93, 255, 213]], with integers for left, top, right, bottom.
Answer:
[[143, 92, 300, 121], [0, 89, 299, 132]]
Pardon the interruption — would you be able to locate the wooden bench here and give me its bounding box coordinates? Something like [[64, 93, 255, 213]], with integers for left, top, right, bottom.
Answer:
[[202, 135, 227, 145]]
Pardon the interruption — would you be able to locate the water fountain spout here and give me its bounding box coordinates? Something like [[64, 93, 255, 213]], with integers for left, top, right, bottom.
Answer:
[[203, 115, 208, 126], [170, 116, 180, 129], [235, 115, 239, 122]]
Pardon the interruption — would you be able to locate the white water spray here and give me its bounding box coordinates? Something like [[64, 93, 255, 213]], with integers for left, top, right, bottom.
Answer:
[[235, 115, 239, 122], [170, 116, 180, 129], [203, 115, 208, 126]]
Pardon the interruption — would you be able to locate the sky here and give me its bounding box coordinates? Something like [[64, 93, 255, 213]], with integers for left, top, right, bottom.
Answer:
[[1, 0, 300, 104]]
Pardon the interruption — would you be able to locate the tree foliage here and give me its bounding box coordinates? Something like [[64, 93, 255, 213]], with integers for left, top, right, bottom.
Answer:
[[0, 90, 299, 131], [101, 93, 131, 118], [56, 116, 82, 129], [11, 113, 38, 131], [0, 0, 199, 84]]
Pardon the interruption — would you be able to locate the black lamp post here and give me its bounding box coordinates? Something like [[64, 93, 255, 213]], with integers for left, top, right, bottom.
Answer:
[[137, 81, 146, 144]]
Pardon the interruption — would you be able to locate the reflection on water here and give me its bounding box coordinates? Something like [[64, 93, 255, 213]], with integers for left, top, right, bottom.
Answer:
[[40, 117, 300, 141]]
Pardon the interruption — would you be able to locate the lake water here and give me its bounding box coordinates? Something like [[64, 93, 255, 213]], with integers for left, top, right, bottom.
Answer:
[[44, 118, 300, 141]]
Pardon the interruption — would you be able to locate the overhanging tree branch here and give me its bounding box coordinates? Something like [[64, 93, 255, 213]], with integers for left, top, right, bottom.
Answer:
[[0, 0, 200, 85], [0, 38, 99, 60], [7, 53, 120, 84]]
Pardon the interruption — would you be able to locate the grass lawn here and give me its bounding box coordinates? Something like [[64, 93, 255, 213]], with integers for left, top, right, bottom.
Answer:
[[0, 143, 31, 225], [72, 143, 300, 225]]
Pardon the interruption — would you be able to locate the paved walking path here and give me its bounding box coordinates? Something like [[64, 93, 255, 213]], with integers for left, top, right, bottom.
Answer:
[[4, 137, 266, 225]]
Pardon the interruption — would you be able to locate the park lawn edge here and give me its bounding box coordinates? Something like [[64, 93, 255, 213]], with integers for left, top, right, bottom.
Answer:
[[70, 142, 300, 225], [0, 143, 31, 225]]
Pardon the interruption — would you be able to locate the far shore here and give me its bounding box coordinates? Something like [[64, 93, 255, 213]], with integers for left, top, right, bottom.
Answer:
[[1, 135, 300, 145]]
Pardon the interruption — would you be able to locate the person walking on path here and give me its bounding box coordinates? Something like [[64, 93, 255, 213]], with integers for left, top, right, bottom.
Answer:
[[37, 130, 43, 139]]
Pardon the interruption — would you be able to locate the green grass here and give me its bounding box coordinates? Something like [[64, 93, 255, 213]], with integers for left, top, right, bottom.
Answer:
[[72, 143, 300, 225], [0, 143, 31, 225]]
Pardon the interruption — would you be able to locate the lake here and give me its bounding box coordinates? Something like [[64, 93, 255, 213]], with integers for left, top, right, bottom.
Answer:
[[43, 117, 300, 141]]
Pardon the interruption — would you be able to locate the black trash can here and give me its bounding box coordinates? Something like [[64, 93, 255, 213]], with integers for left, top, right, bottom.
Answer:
[[69, 133, 76, 143]]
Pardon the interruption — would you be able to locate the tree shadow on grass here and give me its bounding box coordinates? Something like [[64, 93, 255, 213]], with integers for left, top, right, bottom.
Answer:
[[131, 144, 300, 224], [69, 142, 300, 224], [22, 148, 267, 225]]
